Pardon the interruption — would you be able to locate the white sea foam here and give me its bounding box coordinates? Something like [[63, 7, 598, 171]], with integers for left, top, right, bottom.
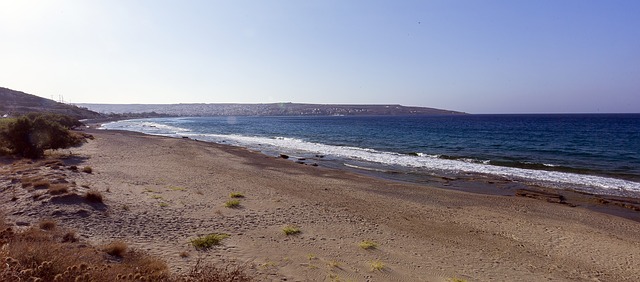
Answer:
[[101, 120, 191, 135], [101, 120, 640, 197]]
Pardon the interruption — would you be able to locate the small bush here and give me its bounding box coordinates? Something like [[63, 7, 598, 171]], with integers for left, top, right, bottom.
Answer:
[[282, 225, 301, 235], [358, 240, 378, 250], [48, 184, 69, 195], [103, 240, 128, 257], [82, 166, 93, 173], [62, 230, 78, 242], [0, 114, 84, 158], [33, 179, 51, 189], [224, 199, 241, 208], [190, 233, 229, 250], [39, 219, 57, 230], [229, 192, 244, 198], [85, 190, 103, 203], [370, 260, 384, 271]]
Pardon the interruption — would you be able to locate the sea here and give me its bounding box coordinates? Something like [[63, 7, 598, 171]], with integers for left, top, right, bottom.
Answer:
[[101, 114, 640, 198]]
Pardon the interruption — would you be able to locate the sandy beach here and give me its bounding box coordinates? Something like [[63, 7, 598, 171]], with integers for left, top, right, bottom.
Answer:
[[2, 129, 640, 281]]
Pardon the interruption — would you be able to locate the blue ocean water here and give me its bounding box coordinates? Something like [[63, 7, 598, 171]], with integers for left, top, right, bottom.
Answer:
[[102, 114, 640, 197]]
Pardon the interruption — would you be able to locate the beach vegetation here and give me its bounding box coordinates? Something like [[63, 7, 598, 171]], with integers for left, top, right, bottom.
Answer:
[[48, 184, 69, 195], [159, 202, 169, 207], [229, 192, 245, 198], [370, 260, 385, 271], [103, 240, 128, 257], [62, 230, 78, 243], [327, 260, 341, 268], [38, 219, 57, 230], [0, 113, 85, 158], [190, 233, 230, 250], [85, 190, 104, 203], [448, 278, 468, 282], [82, 166, 93, 173], [169, 186, 186, 191], [0, 213, 251, 281], [224, 199, 241, 208], [358, 240, 378, 250], [282, 225, 301, 235], [33, 179, 51, 189]]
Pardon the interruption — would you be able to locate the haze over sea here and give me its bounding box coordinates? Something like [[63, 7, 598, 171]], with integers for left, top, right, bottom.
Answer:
[[103, 114, 640, 198]]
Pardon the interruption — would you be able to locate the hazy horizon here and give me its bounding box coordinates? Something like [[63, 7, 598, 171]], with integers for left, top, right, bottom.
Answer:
[[2, 1, 639, 114]]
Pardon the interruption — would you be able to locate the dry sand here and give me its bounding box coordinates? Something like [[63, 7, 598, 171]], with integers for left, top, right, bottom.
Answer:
[[2, 129, 640, 281]]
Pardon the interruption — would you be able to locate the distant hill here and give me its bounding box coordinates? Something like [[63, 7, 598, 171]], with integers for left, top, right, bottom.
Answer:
[[0, 87, 102, 119], [78, 103, 466, 116]]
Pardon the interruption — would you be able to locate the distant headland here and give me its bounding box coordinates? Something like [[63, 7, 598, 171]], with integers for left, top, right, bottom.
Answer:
[[77, 103, 466, 117], [1, 86, 465, 117]]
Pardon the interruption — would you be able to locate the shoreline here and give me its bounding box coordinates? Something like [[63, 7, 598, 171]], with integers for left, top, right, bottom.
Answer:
[[97, 124, 640, 223], [2, 128, 640, 280]]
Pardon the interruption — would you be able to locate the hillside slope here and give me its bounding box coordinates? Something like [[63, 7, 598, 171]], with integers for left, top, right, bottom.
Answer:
[[0, 87, 101, 119]]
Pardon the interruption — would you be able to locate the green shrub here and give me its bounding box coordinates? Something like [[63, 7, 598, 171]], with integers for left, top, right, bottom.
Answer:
[[0, 114, 84, 158], [190, 234, 229, 250], [224, 199, 241, 208], [282, 225, 301, 235], [25, 112, 82, 129], [358, 240, 378, 250]]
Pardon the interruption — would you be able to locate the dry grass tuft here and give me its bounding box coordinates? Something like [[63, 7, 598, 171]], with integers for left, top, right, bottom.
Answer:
[[0, 213, 252, 281], [358, 240, 378, 250], [103, 240, 128, 257], [190, 234, 229, 250], [39, 219, 57, 230], [282, 225, 301, 236], [82, 166, 93, 173], [370, 260, 385, 271], [33, 179, 51, 189], [62, 230, 78, 243], [48, 184, 69, 195], [85, 190, 103, 203], [229, 192, 245, 198], [224, 199, 241, 208]]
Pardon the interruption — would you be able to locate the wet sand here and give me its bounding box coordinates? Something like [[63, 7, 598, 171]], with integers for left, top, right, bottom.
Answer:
[[2, 129, 640, 281]]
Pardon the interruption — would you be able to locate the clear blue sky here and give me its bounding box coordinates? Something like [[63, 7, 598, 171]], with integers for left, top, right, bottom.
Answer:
[[1, 0, 638, 113]]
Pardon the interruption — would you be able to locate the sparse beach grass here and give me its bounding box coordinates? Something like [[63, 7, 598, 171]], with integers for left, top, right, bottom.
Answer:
[[229, 192, 245, 198], [48, 184, 69, 195], [85, 190, 104, 203], [82, 166, 93, 173], [327, 260, 340, 268], [370, 260, 384, 271], [33, 179, 51, 189], [224, 199, 241, 208], [169, 186, 186, 191], [103, 240, 128, 257], [38, 219, 57, 230], [358, 240, 378, 250], [282, 225, 301, 235], [190, 233, 230, 250]]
